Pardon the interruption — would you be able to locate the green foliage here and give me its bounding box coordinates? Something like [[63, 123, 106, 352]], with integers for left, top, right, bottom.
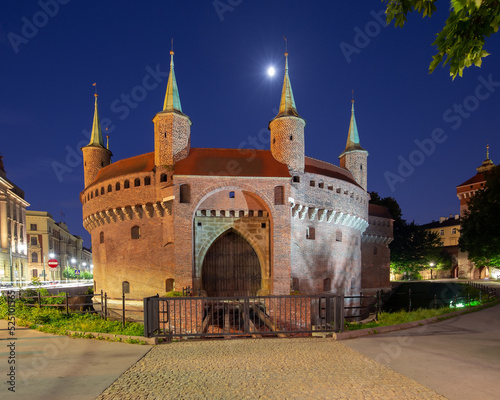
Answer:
[[459, 166, 500, 267], [165, 291, 184, 297], [81, 271, 93, 279], [63, 266, 76, 279], [31, 276, 42, 286], [369, 192, 451, 276], [383, 0, 500, 78]]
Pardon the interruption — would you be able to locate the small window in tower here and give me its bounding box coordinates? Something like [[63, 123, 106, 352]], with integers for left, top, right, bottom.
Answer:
[[373, 246, 378, 255], [306, 227, 315, 240], [85, 161, 86, 166], [344, 190, 349, 195], [134, 178, 140, 187], [197, 222, 202, 227], [261, 223, 266, 228], [360, 164, 363, 170], [336, 230, 342, 242], [101, 187, 105, 195], [274, 186, 284, 205], [144, 177, 151, 186], [292, 176, 300, 183], [180, 184, 190, 203], [101, 161, 104, 167], [87, 194, 90, 201], [124, 180, 130, 189], [116, 182, 121, 191], [273, 138, 276, 144], [100, 231, 104, 244], [229, 191, 235, 198], [131, 226, 140, 239], [289, 135, 293, 140], [95, 189, 98, 197], [91, 192, 93, 199], [328, 185, 333, 191], [318, 182, 324, 189], [310, 180, 316, 187], [107, 184, 112, 193], [160, 173, 167, 182]]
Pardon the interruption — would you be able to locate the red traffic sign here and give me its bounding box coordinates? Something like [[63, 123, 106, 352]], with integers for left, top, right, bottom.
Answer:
[[47, 259, 59, 268]]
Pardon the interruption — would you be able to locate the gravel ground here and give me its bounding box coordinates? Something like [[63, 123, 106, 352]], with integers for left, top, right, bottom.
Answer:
[[96, 337, 445, 400]]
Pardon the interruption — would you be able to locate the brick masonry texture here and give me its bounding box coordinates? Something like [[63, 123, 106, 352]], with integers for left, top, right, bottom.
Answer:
[[339, 150, 368, 191], [153, 111, 191, 166], [82, 146, 112, 188], [270, 116, 305, 173]]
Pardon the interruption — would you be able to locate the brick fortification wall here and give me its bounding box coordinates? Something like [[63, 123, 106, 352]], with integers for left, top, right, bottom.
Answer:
[[82, 146, 112, 188], [154, 112, 191, 166]]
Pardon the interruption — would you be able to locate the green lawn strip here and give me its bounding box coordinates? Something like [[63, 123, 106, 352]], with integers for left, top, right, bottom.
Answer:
[[345, 300, 499, 331]]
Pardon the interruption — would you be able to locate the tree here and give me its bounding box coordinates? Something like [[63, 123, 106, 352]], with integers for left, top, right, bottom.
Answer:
[[383, 0, 500, 78], [370, 192, 452, 277], [459, 166, 500, 267], [62, 266, 76, 279]]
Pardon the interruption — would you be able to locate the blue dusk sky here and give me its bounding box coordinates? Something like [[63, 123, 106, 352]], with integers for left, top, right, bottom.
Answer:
[[1, 1, 499, 247]]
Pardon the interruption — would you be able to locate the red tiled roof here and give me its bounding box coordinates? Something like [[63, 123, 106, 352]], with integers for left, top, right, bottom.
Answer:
[[89, 148, 361, 185], [93, 152, 155, 185], [457, 172, 486, 188], [368, 204, 393, 219], [304, 157, 360, 187], [174, 148, 290, 177]]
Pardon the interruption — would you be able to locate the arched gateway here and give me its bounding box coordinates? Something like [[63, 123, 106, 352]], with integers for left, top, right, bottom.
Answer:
[[202, 230, 261, 296]]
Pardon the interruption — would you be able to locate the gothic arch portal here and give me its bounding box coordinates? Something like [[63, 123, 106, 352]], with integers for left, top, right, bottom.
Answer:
[[201, 229, 261, 296]]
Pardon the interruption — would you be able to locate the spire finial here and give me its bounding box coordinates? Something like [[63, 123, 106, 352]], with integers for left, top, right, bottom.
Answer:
[[93, 82, 97, 97], [106, 134, 109, 150], [351, 89, 354, 104], [487, 143, 490, 160], [162, 41, 183, 112]]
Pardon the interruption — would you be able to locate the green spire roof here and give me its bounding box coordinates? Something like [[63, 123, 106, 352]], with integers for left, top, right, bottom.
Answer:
[[163, 51, 183, 113], [340, 100, 366, 156], [275, 53, 300, 118], [86, 95, 105, 148]]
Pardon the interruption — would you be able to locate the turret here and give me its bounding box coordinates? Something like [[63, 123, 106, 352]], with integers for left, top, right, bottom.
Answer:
[[339, 99, 368, 191], [153, 50, 192, 167], [81, 94, 112, 188], [269, 52, 306, 173]]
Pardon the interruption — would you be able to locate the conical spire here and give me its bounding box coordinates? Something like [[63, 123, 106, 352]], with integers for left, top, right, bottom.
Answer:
[[477, 144, 495, 173], [340, 99, 366, 156], [163, 50, 183, 113], [275, 52, 300, 118], [86, 94, 105, 148]]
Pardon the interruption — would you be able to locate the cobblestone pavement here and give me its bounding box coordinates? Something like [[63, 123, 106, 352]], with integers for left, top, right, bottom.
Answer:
[[96, 338, 445, 400]]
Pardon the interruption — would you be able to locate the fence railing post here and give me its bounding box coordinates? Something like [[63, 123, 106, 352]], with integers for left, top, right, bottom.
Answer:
[[104, 292, 108, 320], [408, 288, 412, 312], [434, 294, 437, 309], [65, 292, 69, 315], [100, 289, 103, 318], [122, 292, 126, 329]]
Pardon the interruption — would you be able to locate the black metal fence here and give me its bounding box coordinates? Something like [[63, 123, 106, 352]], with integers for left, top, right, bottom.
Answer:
[[143, 294, 345, 339]]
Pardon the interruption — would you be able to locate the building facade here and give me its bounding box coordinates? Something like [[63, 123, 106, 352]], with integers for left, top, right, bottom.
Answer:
[[81, 51, 392, 300], [26, 211, 91, 281], [422, 150, 496, 279], [0, 157, 29, 285]]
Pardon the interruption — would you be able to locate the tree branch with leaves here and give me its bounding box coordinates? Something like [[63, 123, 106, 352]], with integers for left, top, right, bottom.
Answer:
[[383, 0, 500, 78]]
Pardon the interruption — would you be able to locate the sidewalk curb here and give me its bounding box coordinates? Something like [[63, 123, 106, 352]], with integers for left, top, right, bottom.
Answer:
[[333, 301, 499, 341]]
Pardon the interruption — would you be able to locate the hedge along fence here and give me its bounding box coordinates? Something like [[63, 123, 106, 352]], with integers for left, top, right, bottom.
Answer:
[[14, 288, 97, 315]]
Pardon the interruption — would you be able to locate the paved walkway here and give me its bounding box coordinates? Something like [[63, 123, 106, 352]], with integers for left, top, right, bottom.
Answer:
[[0, 320, 151, 400], [344, 302, 500, 400]]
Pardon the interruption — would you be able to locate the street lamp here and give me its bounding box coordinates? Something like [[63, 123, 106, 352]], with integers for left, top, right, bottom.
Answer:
[[429, 262, 435, 280]]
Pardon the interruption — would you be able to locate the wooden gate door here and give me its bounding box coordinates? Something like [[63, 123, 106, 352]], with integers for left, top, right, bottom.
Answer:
[[202, 230, 261, 297]]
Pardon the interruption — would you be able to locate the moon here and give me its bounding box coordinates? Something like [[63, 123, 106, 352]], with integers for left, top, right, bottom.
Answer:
[[267, 66, 275, 77]]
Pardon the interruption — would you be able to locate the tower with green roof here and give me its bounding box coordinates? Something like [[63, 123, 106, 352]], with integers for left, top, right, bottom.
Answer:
[[339, 99, 368, 190], [269, 52, 306, 173], [81, 94, 113, 188], [153, 50, 192, 168]]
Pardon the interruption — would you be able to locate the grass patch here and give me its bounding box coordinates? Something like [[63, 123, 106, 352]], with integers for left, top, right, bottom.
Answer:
[[1, 298, 144, 337], [344, 303, 492, 331]]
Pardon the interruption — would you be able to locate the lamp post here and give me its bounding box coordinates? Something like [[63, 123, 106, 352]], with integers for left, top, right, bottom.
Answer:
[[430, 262, 435, 280], [70, 257, 76, 282]]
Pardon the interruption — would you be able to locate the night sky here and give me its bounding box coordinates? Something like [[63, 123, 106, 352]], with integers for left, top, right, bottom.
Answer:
[[2, 1, 499, 247]]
